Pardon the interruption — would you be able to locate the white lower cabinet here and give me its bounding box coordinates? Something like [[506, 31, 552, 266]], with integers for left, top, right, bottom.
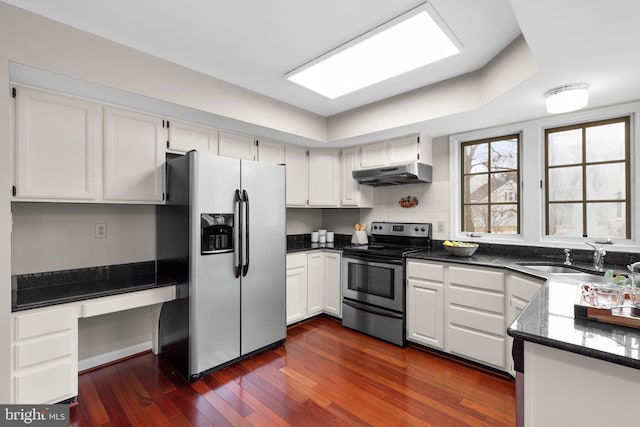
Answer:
[[10, 286, 176, 404], [11, 306, 77, 404], [286, 250, 341, 325], [407, 258, 529, 373], [446, 265, 505, 370], [406, 260, 445, 350], [505, 273, 543, 375]]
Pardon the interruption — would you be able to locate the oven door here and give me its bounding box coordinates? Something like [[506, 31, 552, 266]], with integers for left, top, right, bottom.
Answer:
[[341, 253, 404, 313]]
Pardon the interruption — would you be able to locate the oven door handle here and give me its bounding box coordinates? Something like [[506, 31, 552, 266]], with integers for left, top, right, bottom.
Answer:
[[343, 254, 404, 266], [343, 299, 403, 319]]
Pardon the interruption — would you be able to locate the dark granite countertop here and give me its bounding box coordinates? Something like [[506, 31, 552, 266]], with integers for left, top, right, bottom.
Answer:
[[287, 233, 352, 253], [12, 261, 177, 312]]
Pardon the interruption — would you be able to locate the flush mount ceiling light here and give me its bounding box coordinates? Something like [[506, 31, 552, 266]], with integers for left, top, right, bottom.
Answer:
[[286, 3, 461, 99], [545, 84, 589, 114]]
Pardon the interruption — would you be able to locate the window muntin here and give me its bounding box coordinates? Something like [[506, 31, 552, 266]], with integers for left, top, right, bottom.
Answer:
[[545, 116, 630, 239], [461, 134, 520, 234]]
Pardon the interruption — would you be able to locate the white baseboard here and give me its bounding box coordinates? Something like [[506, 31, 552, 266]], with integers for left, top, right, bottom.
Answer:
[[78, 341, 152, 372]]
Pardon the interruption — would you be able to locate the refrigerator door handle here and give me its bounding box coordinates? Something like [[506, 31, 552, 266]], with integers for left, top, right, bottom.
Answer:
[[242, 189, 250, 277], [234, 189, 242, 278]]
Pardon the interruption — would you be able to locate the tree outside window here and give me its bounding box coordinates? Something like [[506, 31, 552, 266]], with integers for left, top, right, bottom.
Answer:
[[545, 116, 630, 239], [461, 134, 520, 234]]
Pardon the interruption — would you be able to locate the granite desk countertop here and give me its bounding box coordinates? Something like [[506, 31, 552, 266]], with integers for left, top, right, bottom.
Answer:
[[12, 261, 177, 312]]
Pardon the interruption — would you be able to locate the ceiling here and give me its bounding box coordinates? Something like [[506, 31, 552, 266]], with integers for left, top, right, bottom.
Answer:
[[3, 0, 640, 140]]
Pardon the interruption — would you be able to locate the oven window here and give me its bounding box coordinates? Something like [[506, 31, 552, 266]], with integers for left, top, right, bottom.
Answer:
[[347, 263, 395, 299]]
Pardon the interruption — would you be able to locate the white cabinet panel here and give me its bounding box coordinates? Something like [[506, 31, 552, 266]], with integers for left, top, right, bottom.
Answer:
[[286, 253, 307, 324], [15, 332, 73, 369], [285, 145, 308, 206], [449, 266, 504, 292], [81, 286, 176, 318], [407, 279, 444, 350], [14, 87, 99, 200], [448, 325, 505, 369], [103, 107, 165, 202], [340, 147, 372, 207], [360, 141, 387, 168], [168, 120, 218, 153], [308, 149, 340, 206], [219, 131, 256, 160], [506, 273, 543, 375], [407, 261, 444, 282], [448, 285, 505, 314], [15, 306, 74, 341], [257, 139, 285, 164], [387, 135, 419, 164], [14, 360, 75, 404], [323, 252, 341, 317], [306, 251, 324, 316]]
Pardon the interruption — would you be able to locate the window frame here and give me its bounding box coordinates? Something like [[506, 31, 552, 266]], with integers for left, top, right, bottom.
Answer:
[[544, 116, 631, 239], [460, 133, 521, 235]]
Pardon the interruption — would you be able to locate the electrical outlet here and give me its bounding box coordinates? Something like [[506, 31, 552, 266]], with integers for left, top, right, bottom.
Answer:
[[437, 221, 445, 233], [95, 223, 107, 239]]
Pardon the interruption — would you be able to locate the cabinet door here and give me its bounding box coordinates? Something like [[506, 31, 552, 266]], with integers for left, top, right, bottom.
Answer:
[[340, 146, 373, 207], [257, 139, 285, 164], [323, 252, 342, 318], [407, 278, 445, 350], [219, 131, 256, 160], [387, 135, 419, 164], [285, 145, 308, 206], [103, 107, 165, 202], [308, 149, 340, 206], [360, 141, 387, 168], [286, 254, 307, 325], [306, 251, 324, 316], [14, 87, 99, 200], [167, 120, 218, 153]]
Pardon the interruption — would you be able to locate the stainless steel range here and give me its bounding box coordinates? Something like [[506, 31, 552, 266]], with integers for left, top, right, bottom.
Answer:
[[341, 222, 432, 346]]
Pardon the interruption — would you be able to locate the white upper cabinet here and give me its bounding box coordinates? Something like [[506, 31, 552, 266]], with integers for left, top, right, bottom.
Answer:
[[308, 149, 340, 207], [387, 135, 420, 164], [103, 107, 165, 203], [284, 145, 308, 207], [360, 135, 422, 168], [340, 146, 372, 207], [14, 87, 100, 200], [257, 139, 285, 164], [167, 120, 218, 154], [360, 141, 387, 169], [218, 131, 256, 160]]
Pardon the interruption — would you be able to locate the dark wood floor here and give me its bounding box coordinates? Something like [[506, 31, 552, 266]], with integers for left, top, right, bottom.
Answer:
[[70, 316, 515, 426]]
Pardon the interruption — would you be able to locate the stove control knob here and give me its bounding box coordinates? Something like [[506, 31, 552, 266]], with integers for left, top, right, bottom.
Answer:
[[414, 226, 419, 231], [421, 227, 426, 232]]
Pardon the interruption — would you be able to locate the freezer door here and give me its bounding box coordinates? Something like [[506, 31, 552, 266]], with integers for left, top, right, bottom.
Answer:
[[190, 152, 241, 376], [240, 160, 286, 355]]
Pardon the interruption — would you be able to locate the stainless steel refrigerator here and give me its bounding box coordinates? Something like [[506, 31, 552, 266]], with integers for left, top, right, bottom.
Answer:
[[157, 151, 286, 380]]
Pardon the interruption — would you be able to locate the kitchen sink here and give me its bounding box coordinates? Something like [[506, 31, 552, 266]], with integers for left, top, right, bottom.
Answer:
[[516, 263, 590, 274]]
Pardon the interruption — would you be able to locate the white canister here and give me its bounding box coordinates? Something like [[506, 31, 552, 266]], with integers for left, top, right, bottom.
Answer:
[[311, 231, 319, 242], [326, 231, 334, 243], [319, 235, 327, 244], [318, 229, 327, 236]]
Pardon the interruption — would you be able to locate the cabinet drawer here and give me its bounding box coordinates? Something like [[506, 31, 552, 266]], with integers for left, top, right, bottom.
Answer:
[[449, 266, 504, 292], [286, 252, 307, 269], [14, 307, 73, 341], [14, 360, 75, 404], [15, 331, 73, 369], [81, 286, 176, 317], [407, 261, 443, 282], [448, 305, 504, 336], [448, 325, 505, 369], [449, 285, 505, 314]]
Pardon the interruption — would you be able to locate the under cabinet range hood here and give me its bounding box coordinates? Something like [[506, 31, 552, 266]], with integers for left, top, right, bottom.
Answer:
[[352, 162, 432, 186]]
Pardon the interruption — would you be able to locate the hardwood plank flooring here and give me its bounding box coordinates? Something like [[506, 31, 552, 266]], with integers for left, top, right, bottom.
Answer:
[[70, 317, 515, 426]]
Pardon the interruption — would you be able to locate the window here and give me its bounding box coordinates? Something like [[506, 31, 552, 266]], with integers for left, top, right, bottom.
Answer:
[[545, 116, 630, 239], [461, 134, 520, 234]]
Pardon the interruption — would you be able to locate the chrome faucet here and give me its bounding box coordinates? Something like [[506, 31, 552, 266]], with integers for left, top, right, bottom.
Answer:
[[585, 242, 606, 272], [563, 248, 572, 266]]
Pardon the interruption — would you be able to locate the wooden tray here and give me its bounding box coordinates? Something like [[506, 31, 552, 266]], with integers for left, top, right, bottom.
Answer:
[[574, 284, 640, 330]]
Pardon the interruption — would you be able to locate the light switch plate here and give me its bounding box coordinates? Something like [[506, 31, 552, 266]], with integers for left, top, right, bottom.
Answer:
[[437, 221, 445, 233]]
